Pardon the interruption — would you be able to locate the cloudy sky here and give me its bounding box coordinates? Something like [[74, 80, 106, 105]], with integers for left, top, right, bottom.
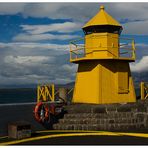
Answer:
[[0, 3, 148, 87]]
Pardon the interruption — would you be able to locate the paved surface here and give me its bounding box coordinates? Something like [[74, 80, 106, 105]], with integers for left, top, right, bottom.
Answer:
[[19, 135, 148, 145], [0, 103, 46, 136], [1, 131, 148, 145]]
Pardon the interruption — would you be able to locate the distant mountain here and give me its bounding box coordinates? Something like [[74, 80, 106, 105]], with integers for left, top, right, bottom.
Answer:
[[0, 82, 75, 89], [0, 84, 37, 89], [55, 82, 75, 89], [132, 72, 148, 88]]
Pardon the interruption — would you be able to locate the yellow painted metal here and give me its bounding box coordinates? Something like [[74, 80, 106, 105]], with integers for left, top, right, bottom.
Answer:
[[141, 82, 145, 100], [141, 82, 148, 100], [37, 84, 55, 102], [70, 35, 136, 63], [83, 5, 121, 29], [70, 5, 136, 104], [72, 61, 136, 104], [85, 33, 119, 58]]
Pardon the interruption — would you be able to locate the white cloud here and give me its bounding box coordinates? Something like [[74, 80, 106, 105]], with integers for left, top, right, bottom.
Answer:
[[22, 3, 99, 22], [2, 3, 148, 35], [54, 78, 72, 84], [0, 42, 69, 52], [61, 64, 77, 73], [21, 3, 148, 24], [0, 42, 76, 86], [23, 3, 148, 35], [105, 3, 148, 22], [0, 3, 147, 22], [4, 55, 55, 65], [0, 3, 26, 15], [123, 20, 148, 35], [12, 22, 82, 42], [1, 3, 148, 86], [21, 22, 82, 34], [0, 41, 148, 86], [12, 33, 80, 42], [130, 56, 148, 72]]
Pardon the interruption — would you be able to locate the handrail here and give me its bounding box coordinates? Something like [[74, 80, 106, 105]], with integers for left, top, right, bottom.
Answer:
[[120, 51, 129, 55], [70, 35, 134, 43], [70, 47, 84, 52], [70, 35, 136, 61]]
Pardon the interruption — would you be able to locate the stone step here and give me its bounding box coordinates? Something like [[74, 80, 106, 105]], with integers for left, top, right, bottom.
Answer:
[[64, 112, 134, 119], [58, 117, 140, 125], [65, 104, 107, 113], [53, 122, 145, 131], [53, 104, 148, 131], [65, 103, 139, 113]]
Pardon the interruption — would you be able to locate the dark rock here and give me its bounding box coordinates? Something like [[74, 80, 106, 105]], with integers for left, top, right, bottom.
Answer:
[[53, 103, 148, 131]]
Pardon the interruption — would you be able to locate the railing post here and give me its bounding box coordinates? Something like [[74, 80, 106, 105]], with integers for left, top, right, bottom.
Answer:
[[52, 84, 55, 102], [118, 38, 121, 58], [69, 44, 72, 61], [37, 84, 40, 102], [132, 39, 136, 60], [141, 82, 145, 100], [75, 44, 78, 59]]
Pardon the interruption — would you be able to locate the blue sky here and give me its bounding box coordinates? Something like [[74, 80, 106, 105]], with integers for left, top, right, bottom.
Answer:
[[0, 14, 67, 42], [1, 14, 148, 44], [0, 3, 148, 87]]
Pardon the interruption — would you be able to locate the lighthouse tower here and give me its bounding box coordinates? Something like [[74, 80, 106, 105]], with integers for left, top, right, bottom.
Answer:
[[70, 6, 136, 104]]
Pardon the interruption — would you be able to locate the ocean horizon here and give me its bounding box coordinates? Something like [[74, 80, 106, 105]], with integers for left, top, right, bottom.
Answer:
[[0, 87, 141, 105]]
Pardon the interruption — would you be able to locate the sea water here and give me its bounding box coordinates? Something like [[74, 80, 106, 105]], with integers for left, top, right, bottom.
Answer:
[[0, 88, 36, 104], [0, 88, 140, 104]]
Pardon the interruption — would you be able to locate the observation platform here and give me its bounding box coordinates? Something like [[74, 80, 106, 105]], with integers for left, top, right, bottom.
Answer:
[[69, 36, 136, 63]]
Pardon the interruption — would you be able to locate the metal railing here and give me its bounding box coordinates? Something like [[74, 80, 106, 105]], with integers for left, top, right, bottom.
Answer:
[[70, 35, 136, 61], [70, 37, 85, 60], [37, 84, 74, 103], [119, 37, 136, 59], [37, 84, 55, 102]]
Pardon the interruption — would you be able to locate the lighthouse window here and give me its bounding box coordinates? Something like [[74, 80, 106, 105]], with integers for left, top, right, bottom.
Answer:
[[83, 25, 122, 35]]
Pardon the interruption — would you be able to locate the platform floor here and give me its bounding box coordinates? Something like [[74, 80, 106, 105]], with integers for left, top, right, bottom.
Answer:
[[0, 130, 148, 145]]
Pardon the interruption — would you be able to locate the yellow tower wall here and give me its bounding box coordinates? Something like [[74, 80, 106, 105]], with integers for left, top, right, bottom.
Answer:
[[72, 61, 136, 104], [72, 61, 100, 104], [85, 33, 119, 59]]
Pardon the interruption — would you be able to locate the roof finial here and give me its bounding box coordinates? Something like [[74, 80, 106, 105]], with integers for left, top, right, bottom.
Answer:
[[100, 5, 105, 10]]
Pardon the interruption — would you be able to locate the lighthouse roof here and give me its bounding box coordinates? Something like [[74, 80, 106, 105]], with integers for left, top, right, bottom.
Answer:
[[83, 5, 122, 29]]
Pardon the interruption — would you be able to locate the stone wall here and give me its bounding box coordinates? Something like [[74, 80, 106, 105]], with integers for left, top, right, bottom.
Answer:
[[53, 100, 148, 132]]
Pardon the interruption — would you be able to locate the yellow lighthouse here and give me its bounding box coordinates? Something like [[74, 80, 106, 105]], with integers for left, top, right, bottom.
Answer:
[[70, 5, 136, 104]]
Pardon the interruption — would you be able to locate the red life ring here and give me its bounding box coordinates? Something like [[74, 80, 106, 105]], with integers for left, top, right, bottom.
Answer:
[[34, 102, 49, 123]]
